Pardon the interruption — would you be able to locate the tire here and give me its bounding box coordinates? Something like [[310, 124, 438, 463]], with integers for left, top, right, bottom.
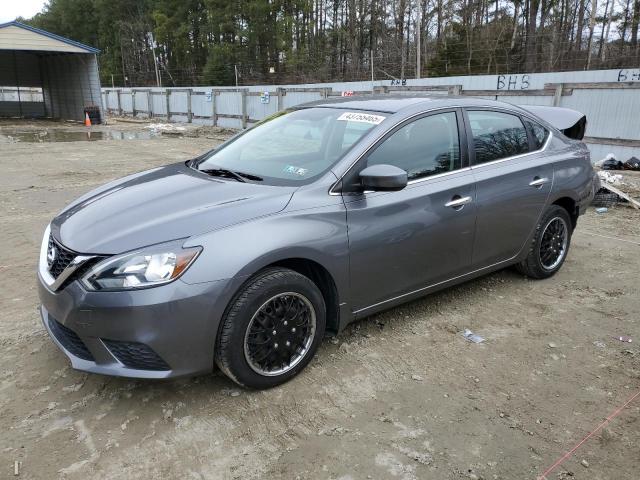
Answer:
[[215, 267, 326, 389], [516, 205, 573, 279]]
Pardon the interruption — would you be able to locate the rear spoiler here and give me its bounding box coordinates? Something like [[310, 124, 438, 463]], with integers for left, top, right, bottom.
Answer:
[[519, 105, 587, 140]]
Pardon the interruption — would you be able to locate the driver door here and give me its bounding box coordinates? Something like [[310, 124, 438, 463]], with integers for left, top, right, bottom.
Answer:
[[343, 110, 477, 312]]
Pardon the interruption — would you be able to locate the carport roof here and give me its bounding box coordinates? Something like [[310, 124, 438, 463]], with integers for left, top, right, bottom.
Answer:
[[0, 21, 100, 54]]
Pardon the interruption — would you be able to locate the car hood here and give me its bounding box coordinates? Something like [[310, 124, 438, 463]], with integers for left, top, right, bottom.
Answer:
[[51, 163, 296, 254]]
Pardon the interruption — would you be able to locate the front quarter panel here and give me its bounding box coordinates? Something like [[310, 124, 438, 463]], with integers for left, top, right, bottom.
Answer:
[[180, 181, 351, 318]]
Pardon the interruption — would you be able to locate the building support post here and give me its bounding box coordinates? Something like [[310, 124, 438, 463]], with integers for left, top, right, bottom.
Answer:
[[187, 88, 192, 123], [241, 89, 247, 129], [553, 84, 564, 106], [13, 51, 23, 117], [147, 90, 153, 118], [166, 90, 171, 121], [212, 90, 217, 126]]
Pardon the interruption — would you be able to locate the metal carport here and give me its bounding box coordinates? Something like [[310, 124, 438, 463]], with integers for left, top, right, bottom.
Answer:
[[0, 21, 102, 122]]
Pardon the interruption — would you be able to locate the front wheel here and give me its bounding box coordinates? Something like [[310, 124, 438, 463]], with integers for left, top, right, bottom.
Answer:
[[215, 267, 326, 389], [516, 205, 573, 279]]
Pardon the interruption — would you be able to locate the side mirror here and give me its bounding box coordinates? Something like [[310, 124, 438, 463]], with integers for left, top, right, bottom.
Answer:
[[359, 164, 408, 192]]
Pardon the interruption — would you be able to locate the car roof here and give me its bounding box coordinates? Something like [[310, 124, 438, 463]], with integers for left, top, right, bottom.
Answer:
[[300, 94, 522, 115]]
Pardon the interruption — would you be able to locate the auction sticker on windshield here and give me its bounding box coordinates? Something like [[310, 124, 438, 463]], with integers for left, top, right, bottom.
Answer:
[[337, 112, 385, 125]]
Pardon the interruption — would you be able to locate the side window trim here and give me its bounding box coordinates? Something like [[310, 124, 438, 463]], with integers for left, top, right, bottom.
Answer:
[[523, 117, 551, 152], [464, 107, 545, 167], [523, 116, 537, 151], [456, 107, 470, 169]]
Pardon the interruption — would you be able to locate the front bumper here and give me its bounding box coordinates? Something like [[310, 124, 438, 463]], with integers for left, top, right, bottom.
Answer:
[[38, 272, 242, 379]]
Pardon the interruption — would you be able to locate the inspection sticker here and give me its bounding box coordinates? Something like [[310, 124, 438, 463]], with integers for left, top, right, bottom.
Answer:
[[283, 165, 308, 176], [337, 112, 385, 125]]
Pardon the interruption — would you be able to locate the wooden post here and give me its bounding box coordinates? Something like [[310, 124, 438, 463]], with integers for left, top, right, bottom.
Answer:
[[117, 89, 122, 116], [212, 90, 217, 126], [147, 90, 153, 118], [187, 88, 192, 123], [277, 87, 283, 111], [165, 89, 171, 121], [241, 89, 247, 129], [448, 85, 462, 96], [553, 84, 563, 106], [131, 90, 136, 117]]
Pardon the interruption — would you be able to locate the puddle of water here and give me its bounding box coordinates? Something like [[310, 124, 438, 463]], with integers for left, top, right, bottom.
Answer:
[[0, 129, 162, 143]]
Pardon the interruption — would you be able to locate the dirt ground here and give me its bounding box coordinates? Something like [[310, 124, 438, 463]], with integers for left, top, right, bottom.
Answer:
[[0, 119, 639, 480]]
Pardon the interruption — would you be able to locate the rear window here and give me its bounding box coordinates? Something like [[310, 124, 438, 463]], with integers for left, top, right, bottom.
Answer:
[[468, 110, 529, 164]]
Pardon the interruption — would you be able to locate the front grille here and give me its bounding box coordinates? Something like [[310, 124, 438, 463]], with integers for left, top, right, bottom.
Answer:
[[47, 234, 76, 279], [45, 235, 105, 289], [102, 339, 170, 371], [48, 317, 95, 361]]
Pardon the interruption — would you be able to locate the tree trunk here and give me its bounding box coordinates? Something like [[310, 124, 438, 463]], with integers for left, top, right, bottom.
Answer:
[[585, 0, 598, 69], [525, 0, 540, 71], [436, 0, 443, 45], [598, 0, 611, 61], [347, 0, 359, 79], [632, 0, 640, 55], [510, 2, 520, 50], [575, 0, 586, 50]]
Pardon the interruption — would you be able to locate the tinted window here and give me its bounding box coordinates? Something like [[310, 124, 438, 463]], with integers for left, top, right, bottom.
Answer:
[[366, 112, 461, 181], [468, 110, 529, 164], [524, 119, 550, 150], [197, 108, 388, 185]]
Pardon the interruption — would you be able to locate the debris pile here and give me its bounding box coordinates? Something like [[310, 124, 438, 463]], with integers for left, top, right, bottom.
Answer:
[[144, 123, 186, 135], [592, 155, 640, 210], [597, 170, 624, 186], [595, 153, 640, 171]]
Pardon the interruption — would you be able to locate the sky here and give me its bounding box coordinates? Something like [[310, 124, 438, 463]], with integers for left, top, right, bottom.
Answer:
[[0, 0, 47, 23]]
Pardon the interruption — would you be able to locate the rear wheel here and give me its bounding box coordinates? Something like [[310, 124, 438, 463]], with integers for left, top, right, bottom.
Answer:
[[215, 267, 325, 389], [516, 205, 572, 279]]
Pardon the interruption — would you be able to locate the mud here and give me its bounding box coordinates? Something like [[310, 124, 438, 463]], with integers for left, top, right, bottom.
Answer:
[[0, 119, 638, 479]]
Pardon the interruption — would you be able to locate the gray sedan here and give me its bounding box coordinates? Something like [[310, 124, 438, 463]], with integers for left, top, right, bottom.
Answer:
[[38, 96, 595, 388]]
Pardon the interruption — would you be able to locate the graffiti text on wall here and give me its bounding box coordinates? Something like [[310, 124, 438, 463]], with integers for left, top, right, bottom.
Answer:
[[617, 69, 640, 82], [496, 74, 530, 90]]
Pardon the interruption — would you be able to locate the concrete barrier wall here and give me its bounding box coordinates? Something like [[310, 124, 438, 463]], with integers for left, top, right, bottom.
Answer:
[[101, 68, 640, 161]]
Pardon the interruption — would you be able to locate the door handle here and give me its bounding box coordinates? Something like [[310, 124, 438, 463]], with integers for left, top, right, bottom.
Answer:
[[445, 196, 473, 209], [529, 177, 550, 187]]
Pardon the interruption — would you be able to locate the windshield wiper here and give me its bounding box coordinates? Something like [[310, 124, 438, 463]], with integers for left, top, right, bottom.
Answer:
[[200, 168, 246, 182], [197, 163, 263, 182], [234, 171, 263, 182]]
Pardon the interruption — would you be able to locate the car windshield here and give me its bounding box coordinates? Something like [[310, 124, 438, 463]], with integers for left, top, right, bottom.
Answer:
[[195, 107, 388, 185]]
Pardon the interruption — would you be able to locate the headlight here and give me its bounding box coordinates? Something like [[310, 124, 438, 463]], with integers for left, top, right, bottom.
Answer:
[[81, 241, 201, 291]]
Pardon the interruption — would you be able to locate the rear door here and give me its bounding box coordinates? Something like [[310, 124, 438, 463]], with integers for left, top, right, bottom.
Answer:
[[343, 109, 477, 311], [465, 109, 554, 269]]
